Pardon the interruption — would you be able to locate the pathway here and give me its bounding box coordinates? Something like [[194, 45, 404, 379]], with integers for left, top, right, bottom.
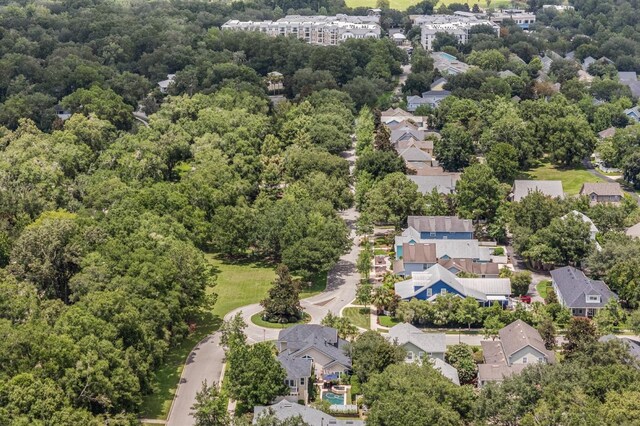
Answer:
[[165, 145, 360, 426]]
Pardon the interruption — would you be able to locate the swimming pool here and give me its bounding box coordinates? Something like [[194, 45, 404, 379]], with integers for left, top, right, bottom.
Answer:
[[322, 391, 345, 405]]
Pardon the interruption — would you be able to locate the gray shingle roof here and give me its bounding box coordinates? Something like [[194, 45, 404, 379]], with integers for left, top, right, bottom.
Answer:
[[618, 71, 638, 84], [626, 222, 640, 238], [407, 216, 473, 233], [278, 325, 351, 369], [254, 401, 364, 425], [400, 147, 431, 162], [407, 175, 459, 195], [550, 266, 617, 309], [512, 180, 564, 201], [388, 322, 446, 354], [498, 320, 555, 363], [399, 242, 437, 263], [432, 358, 460, 385], [478, 363, 528, 382], [277, 353, 312, 380], [599, 335, 640, 362], [580, 182, 623, 197]]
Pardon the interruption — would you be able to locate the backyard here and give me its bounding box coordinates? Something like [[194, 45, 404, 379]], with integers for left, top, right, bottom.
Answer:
[[140, 256, 326, 420], [525, 160, 604, 195]]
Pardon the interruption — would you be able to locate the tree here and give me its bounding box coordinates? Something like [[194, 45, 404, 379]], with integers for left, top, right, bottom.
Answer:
[[537, 318, 556, 350], [321, 311, 358, 340], [483, 315, 504, 340], [623, 151, 640, 189], [434, 123, 474, 172], [363, 363, 474, 425], [456, 297, 481, 330], [374, 125, 394, 152], [356, 283, 373, 307], [364, 173, 424, 228], [511, 271, 532, 297], [357, 241, 373, 280], [260, 265, 302, 323], [348, 330, 405, 383], [61, 85, 133, 130], [593, 299, 626, 335], [371, 286, 397, 314], [445, 344, 478, 385], [547, 116, 597, 166], [191, 381, 230, 426], [226, 342, 287, 413], [523, 214, 594, 267], [355, 149, 405, 180], [424, 187, 451, 216], [563, 317, 598, 357], [455, 163, 504, 223], [220, 312, 247, 349], [485, 142, 520, 183]]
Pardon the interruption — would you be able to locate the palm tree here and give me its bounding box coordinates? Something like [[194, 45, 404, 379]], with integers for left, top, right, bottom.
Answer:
[[371, 287, 393, 314]]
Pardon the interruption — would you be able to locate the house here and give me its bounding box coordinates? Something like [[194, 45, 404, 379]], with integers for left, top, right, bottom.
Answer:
[[477, 320, 556, 387], [550, 266, 618, 317], [431, 52, 472, 75], [598, 127, 617, 139], [582, 56, 596, 71], [406, 215, 474, 240], [277, 325, 351, 402], [618, 71, 640, 98], [540, 55, 553, 73], [396, 139, 434, 155], [498, 70, 517, 79], [626, 222, 640, 238], [387, 323, 460, 385], [399, 147, 432, 165], [253, 400, 364, 425], [54, 105, 72, 121], [625, 106, 640, 122], [407, 174, 460, 195], [579, 182, 623, 205], [407, 90, 451, 112], [394, 238, 493, 263], [511, 180, 564, 202], [390, 128, 425, 143], [393, 242, 500, 277], [381, 107, 415, 120], [599, 335, 640, 363], [157, 74, 176, 94], [394, 264, 511, 306]]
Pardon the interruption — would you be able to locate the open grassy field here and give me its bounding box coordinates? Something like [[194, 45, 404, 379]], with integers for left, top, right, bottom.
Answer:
[[343, 307, 372, 329], [524, 160, 604, 195], [345, 0, 513, 11], [140, 256, 327, 420]]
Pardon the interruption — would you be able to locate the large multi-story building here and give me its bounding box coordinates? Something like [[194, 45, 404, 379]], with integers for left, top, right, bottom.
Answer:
[[489, 9, 536, 30], [411, 14, 499, 50], [221, 14, 381, 46]]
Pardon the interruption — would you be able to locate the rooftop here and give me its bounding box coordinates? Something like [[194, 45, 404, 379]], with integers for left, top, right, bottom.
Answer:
[[580, 182, 623, 197], [254, 400, 364, 425], [512, 180, 564, 201], [550, 266, 617, 309], [407, 216, 473, 233]]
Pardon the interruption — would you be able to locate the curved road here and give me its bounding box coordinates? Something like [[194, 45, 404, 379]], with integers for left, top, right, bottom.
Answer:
[[166, 149, 361, 426]]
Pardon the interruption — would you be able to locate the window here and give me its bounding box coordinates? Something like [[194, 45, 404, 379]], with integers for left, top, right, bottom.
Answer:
[[441, 289, 446, 295], [418, 351, 425, 359], [430, 232, 436, 237], [300, 378, 305, 385], [426, 288, 432, 297], [406, 351, 414, 360], [587, 295, 600, 303], [538, 357, 544, 363], [522, 357, 528, 364]]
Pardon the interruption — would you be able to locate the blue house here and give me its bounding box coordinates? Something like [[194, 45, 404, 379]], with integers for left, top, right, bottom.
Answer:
[[408, 216, 474, 240], [394, 264, 511, 306]]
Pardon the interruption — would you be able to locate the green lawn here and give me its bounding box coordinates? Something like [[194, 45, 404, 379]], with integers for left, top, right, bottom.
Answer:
[[140, 256, 327, 420], [345, 0, 513, 10], [250, 312, 312, 329], [525, 160, 604, 195], [536, 280, 551, 299], [378, 314, 402, 328], [343, 307, 371, 330]]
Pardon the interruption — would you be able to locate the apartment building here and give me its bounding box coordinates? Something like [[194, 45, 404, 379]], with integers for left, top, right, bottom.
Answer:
[[221, 14, 381, 46], [411, 15, 499, 50]]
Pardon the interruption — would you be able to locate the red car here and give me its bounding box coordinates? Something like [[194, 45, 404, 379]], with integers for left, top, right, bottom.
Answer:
[[519, 295, 532, 304]]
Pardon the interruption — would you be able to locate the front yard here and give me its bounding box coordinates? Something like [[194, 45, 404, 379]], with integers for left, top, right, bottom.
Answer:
[[343, 307, 371, 330]]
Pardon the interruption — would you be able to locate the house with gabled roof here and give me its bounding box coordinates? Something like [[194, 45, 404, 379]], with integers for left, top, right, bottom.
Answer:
[[387, 323, 460, 385], [477, 320, 555, 387], [254, 400, 364, 425], [277, 325, 351, 402], [550, 266, 618, 318], [579, 182, 623, 205], [407, 174, 460, 195], [394, 264, 511, 306], [406, 215, 474, 239], [511, 180, 564, 202]]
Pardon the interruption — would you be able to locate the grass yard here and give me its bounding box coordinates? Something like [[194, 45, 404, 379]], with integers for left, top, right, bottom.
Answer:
[[345, 0, 513, 10], [343, 307, 372, 330], [536, 280, 551, 299], [525, 160, 604, 195], [378, 314, 402, 328], [140, 255, 327, 420]]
